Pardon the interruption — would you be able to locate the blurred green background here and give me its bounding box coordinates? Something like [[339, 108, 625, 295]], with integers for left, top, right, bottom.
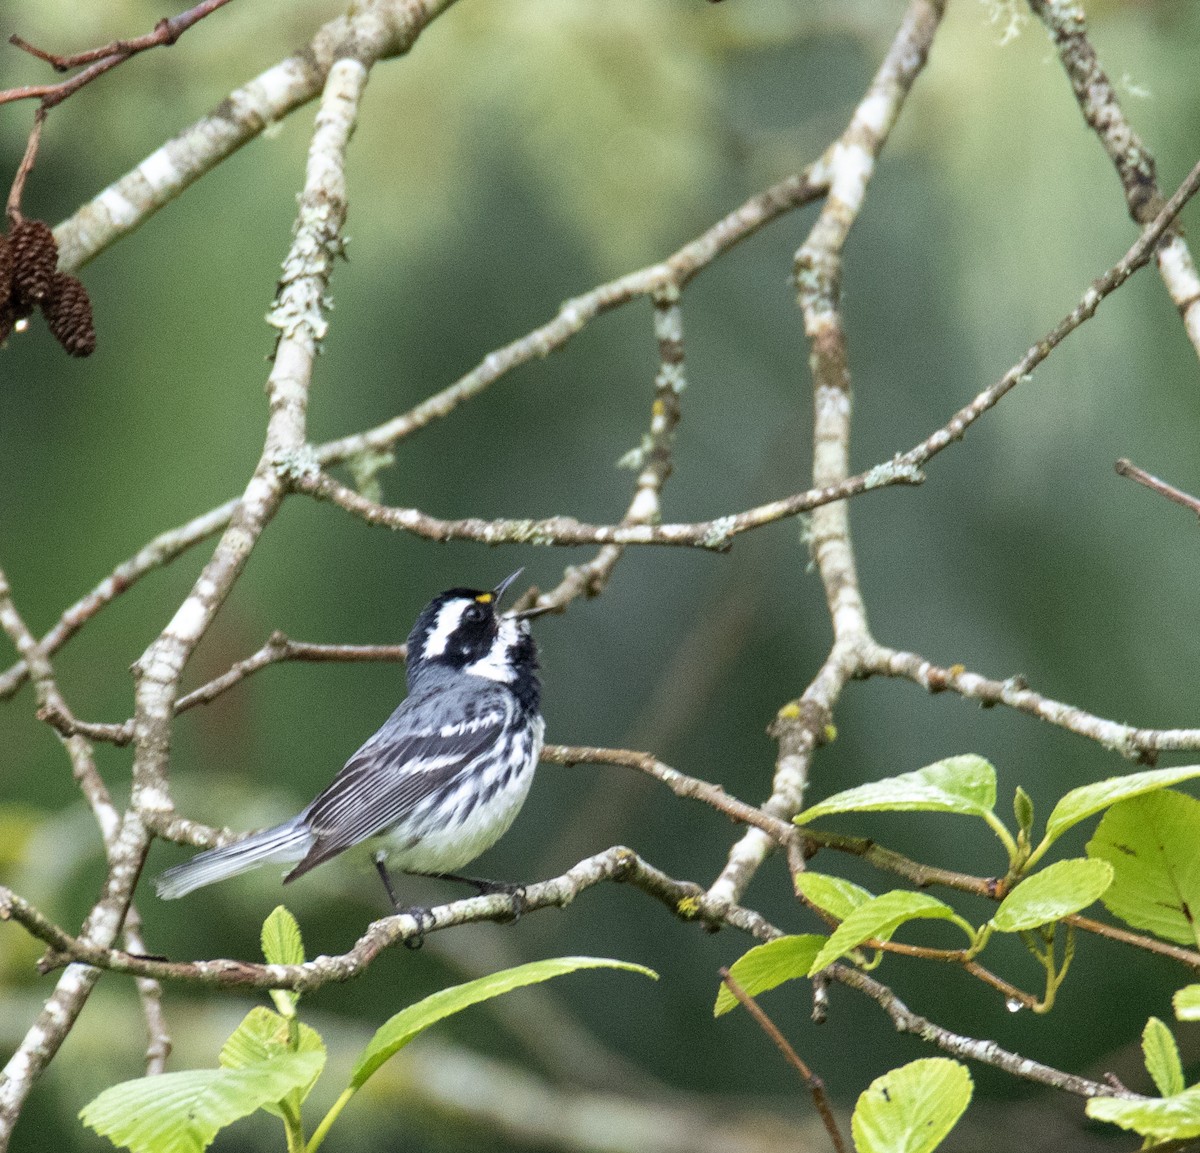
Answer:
[[1, 0, 1199, 1149]]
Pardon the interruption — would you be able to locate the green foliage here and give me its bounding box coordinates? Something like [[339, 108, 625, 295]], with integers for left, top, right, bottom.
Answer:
[[219, 1008, 325, 1125], [850, 1058, 973, 1153], [806, 891, 974, 977], [80, 909, 656, 1153], [260, 905, 305, 1018], [713, 935, 824, 1017], [1174, 985, 1200, 1021], [79, 1057, 325, 1153], [1035, 766, 1200, 860], [989, 859, 1112, 932], [1142, 1017, 1185, 1098], [350, 957, 657, 1088], [1087, 790, 1200, 948], [1086, 1089, 1200, 1142], [794, 871, 874, 919], [795, 755, 997, 824]]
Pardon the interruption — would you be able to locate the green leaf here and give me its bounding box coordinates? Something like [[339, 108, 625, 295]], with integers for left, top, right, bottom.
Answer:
[[219, 1007, 325, 1120], [260, 906, 304, 1017], [714, 936, 825, 1017], [796, 756, 996, 825], [80, 1054, 324, 1153], [1174, 985, 1200, 1021], [851, 1058, 973, 1153], [990, 858, 1113, 932], [1013, 786, 1034, 838], [1087, 790, 1200, 949], [1042, 766, 1200, 848], [807, 891, 971, 976], [1087, 1088, 1200, 1140], [261, 906, 305, 967], [795, 872, 874, 920], [351, 956, 657, 1089], [1143, 1017, 1185, 1098]]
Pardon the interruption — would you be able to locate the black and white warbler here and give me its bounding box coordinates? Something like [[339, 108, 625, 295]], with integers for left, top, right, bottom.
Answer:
[[155, 571, 545, 911]]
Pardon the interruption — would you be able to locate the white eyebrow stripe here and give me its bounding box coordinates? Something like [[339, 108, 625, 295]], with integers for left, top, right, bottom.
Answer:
[[422, 600, 467, 658]]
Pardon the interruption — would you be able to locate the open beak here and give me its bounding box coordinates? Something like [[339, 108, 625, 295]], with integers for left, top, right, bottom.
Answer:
[[492, 569, 524, 606], [494, 568, 554, 620]]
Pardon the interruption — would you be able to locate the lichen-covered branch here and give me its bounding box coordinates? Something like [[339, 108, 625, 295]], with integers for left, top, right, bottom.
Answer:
[[0, 24, 385, 1145], [1028, 0, 1200, 357], [830, 965, 1141, 1101], [709, 0, 947, 910], [8, 847, 776, 989], [865, 644, 1200, 763], [53, 0, 459, 273]]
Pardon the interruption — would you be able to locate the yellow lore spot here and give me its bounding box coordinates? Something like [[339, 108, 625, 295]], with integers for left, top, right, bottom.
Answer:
[[476, 593, 494, 603], [777, 702, 801, 720]]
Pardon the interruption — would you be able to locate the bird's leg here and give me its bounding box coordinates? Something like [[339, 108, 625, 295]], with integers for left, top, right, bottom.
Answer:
[[407, 870, 527, 922], [375, 852, 434, 949]]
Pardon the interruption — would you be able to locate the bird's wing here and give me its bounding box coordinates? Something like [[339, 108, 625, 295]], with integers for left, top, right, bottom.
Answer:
[[284, 691, 512, 880]]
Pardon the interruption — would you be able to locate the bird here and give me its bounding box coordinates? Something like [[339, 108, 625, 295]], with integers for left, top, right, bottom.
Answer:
[[155, 570, 545, 916]]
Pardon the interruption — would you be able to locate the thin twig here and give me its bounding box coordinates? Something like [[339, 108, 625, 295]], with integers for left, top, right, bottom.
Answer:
[[1, 0, 236, 109], [865, 643, 1200, 763], [5, 107, 45, 221], [1116, 458, 1200, 519], [718, 969, 847, 1153], [829, 964, 1142, 1100]]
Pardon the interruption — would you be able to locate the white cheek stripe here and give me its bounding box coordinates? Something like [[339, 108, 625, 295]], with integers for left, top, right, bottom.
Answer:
[[422, 601, 466, 658]]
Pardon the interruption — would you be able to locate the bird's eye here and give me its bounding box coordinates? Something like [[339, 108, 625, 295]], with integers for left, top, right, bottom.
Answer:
[[463, 603, 485, 623]]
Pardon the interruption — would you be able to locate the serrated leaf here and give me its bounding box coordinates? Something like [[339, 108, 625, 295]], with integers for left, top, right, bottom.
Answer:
[[261, 906, 305, 967], [260, 906, 304, 1017], [851, 1058, 973, 1153], [714, 935, 825, 1017], [219, 1007, 325, 1120], [1174, 986, 1200, 1022], [796, 756, 996, 825], [990, 858, 1112, 932], [80, 1054, 324, 1153], [351, 957, 656, 1089], [1087, 1088, 1200, 1140], [1143, 1017, 1185, 1097], [1086, 791, 1200, 949], [1043, 767, 1200, 847], [807, 891, 970, 976], [795, 872, 874, 920]]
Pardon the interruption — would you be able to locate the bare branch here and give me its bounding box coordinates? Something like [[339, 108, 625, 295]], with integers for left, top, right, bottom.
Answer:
[[719, 969, 848, 1153], [1116, 458, 1200, 521], [830, 964, 1142, 1100], [866, 643, 1200, 762], [11, 847, 777, 988], [1029, 0, 1200, 357]]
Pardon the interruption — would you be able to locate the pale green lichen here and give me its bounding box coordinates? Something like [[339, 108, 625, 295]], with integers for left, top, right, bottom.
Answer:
[[272, 445, 321, 484], [347, 448, 395, 504], [701, 515, 737, 549], [863, 457, 923, 490], [617, 435, 653, 471], [979, 0, 1028, 46]]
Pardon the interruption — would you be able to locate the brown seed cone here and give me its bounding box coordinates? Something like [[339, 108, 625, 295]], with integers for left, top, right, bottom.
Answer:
[[0, 234, 12, 314], [43, 273, 96, 357], [10, 218, 60, 303]]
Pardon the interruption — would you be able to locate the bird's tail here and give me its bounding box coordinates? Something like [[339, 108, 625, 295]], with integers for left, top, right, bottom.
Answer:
[[155, 817, 313, 900]]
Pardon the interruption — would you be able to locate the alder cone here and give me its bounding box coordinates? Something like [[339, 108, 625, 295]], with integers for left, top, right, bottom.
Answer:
[[0, 234, 11, 313], [10, 218, 59, 303], [43, 273, 96, 357]]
